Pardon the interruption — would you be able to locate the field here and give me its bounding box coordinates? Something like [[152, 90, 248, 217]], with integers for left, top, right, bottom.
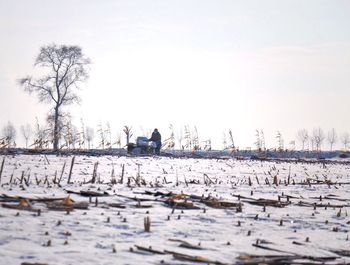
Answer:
[[0, 154, 349, 265]]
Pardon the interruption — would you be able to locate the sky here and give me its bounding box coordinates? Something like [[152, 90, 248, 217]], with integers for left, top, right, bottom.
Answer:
[[0, 0, 349, 150]]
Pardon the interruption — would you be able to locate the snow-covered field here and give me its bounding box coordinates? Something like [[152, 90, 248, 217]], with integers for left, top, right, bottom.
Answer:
[[0, 154, 349, 265]]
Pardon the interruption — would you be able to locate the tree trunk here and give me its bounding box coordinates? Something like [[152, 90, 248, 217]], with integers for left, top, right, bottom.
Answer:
[[53, 105, 59, 151]]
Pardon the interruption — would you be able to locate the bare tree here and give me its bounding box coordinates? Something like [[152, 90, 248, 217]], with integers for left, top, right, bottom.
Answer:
[[312, 127, 325, 152], [228, 130, 235, 150], [222, 132, 227, 150], [19, 44, 91, 151], [1, 121, 17, 147], [310, 136, 315, 151], [98, 123, 106, 149], [71, 125, 79, 149], [79, 119, 86, 149], [297, 129, 309, 151], [20, 124, 32, 148], [123, 126, 133, 145], [184, 126, 192, 150], [86, 126, 94, 149], [105, 122, 112, 148], [192, 126, 200, 150], [327, 128, 337, 151], [254, 130, 261, 151], [260, 129, 265, 151], [340, 132, 350, 151], [177, 128, 183, 150], [288, 140, 296, 150], [276, 131, 284, 151], [46, 110, 70, 147]]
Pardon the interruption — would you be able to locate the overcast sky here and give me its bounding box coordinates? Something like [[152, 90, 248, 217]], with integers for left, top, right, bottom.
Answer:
[[0, 0, 349, 149]]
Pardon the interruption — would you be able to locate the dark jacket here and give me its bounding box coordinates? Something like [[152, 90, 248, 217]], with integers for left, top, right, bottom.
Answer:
[[149, 131, 161, 142]]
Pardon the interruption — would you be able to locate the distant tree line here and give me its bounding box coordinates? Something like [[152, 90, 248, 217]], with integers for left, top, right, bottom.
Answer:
[[1, 120, 349, 152]]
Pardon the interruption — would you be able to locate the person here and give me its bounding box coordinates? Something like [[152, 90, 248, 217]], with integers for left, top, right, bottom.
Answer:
[[149, 128, 161, 155]]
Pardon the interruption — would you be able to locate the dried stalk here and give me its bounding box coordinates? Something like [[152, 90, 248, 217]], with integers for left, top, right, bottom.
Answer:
[[67, 156, 75, 184]]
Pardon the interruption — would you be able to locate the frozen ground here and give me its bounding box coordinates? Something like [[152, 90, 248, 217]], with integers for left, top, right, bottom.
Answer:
[[0, 154, 349, 265]]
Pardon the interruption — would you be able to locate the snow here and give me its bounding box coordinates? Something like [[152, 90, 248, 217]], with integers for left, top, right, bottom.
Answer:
[[0, 154, 349, 264]]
